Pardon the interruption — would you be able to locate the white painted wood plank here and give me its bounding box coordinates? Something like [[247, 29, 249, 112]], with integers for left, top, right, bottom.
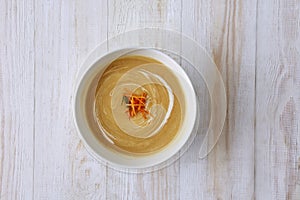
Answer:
[[33, 1, 108, 199], [107, 1, 182, 200], [2, 0, 299, 199], [181, 0, 256, 199], [255, 0, 300, 199], [0, 0, 35, 199], [108, 0, 182, 36]]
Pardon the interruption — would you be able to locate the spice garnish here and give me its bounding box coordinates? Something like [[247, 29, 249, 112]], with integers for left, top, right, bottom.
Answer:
[[123, 91, 149, 119]]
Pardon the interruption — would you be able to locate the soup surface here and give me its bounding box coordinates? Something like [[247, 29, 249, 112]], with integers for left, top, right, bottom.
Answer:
[[92, 55, 185, 154]]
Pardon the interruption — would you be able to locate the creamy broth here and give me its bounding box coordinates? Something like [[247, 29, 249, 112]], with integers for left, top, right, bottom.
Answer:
[[90, 56, 185, 154]]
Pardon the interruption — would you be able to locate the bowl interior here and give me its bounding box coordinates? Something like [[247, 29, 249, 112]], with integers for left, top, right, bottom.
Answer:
[[74, 48, 197, 169]]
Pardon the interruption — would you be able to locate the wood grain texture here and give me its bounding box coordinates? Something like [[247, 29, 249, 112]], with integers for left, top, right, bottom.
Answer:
[[181, 0, 256, 199], [33, 1, 107, 199], [0, 0, 299, 199], [0, 1, 35, 199], [255, 0, 300, 199]]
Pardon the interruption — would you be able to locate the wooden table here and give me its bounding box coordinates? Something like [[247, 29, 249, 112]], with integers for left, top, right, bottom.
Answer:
[[1, 0, 299, 199]]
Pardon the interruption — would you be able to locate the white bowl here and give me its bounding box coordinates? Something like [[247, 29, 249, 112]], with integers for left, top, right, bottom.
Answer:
[[73, 48, 197, 169]]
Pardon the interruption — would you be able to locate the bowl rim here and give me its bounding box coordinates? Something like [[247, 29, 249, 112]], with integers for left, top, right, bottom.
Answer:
[[73, 47, 197, 169]]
